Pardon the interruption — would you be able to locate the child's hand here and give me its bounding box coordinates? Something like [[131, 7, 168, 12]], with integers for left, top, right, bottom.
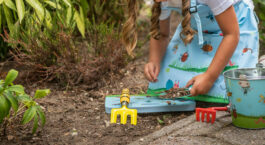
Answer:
[[185, 73, 217, 96], [144, 62, 160, 82]]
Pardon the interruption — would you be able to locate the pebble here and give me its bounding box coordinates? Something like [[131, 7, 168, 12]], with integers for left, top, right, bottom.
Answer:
[[7, 135, 14, 140], [71, 128, 78, 136], [104, 120, 110, 127]]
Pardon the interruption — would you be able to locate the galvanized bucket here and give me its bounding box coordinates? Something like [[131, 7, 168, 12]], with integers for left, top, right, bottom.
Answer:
[[223, 63, 265, 129]]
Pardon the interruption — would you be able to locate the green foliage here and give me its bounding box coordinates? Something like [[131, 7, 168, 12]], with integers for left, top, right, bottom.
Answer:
[[0, 0, 87, 37], [254, 0, 265, 55], [87, 0, 125, 26], [0, 69, 50, 134]]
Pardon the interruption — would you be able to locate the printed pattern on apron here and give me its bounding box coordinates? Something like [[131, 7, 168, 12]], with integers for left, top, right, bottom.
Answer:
[[147, 0, 259, 103]]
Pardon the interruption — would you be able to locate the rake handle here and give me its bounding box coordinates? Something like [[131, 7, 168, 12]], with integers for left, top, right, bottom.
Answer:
[[210, 107, 228, 111]]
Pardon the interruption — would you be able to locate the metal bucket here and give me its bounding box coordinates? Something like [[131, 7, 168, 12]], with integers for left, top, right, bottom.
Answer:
[[223, 64, 265, 129]]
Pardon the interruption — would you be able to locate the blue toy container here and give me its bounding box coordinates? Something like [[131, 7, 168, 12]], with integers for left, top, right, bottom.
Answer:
[[223, 65, 265, 129]]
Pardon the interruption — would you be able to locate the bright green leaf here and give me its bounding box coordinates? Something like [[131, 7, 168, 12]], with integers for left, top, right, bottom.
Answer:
[[4, 69, 18, 88], [79, 6, 84, 23], [17, 94, 31, 102], [22, 106, 36, 124], [0, 0, 4, 4], [6, 85, 25, 94], [36, 106, 45, 126], [16, 0, 25, 23], [66, 7, 72, 26], [0, 95, 11, 123], [4, 91, 18, 112], [62, 0, 71, 7], [26, 0, 44, 22], [45, 1, 61, 9], [34, 89, 50, 99], [74, 8, 85, 37], [4, 0, 17, 11], [44, 9, 52, 29], [32, 115, 38, 134], [3, 3, 14, 35]]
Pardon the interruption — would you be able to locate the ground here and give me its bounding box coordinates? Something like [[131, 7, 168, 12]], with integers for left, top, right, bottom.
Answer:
[[0, 56, 193, 145], [1, 10, 264, 145], [0, 53, 228, 145]]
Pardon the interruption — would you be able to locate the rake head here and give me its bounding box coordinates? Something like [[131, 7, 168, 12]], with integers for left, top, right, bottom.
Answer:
[[110, 88, 138, 125], [111, 106, 137, 125], [196, 107, 228, 124]]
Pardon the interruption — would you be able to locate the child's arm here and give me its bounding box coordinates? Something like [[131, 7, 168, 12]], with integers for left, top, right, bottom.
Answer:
[[186, 6, 240, 96], [145, 17, 170, 82]]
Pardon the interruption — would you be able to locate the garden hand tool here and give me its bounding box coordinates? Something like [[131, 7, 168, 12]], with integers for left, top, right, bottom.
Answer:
[[110, 89, 137, 125], [196, 106, 228, 124]]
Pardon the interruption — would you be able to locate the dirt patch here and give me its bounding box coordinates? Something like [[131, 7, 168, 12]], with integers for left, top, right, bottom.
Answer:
[[0, 57, 196, 145]]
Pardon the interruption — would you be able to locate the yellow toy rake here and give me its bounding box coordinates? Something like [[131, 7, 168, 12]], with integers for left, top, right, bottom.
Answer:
[[110, 89, 137, 125]]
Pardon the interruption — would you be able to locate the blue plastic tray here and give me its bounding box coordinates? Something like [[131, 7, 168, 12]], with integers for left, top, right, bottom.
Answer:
[[105, 95, 196, 114]]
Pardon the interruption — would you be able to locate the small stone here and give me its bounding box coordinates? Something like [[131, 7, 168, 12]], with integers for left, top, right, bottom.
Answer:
[[104, 120, 110, 127], [155, 125, 161, 129], [95, 108, 99, 110], [90, 98, 93, 102], [7, 135, 14, 140], [96, 116, 100, 119], [140, 138, 144, 141], [71, 128, 78, 136], [32, 137, 40, 140]]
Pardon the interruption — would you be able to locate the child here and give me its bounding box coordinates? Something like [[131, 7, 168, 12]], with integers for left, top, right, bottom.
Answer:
[[122, 0, 259, 103]]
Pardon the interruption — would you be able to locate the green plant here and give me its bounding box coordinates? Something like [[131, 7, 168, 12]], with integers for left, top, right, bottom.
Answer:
[[0, 0, 87, 36], [0, 69, 50, 134], [0, 0, 90, 60], [254, 0, 265, 55]]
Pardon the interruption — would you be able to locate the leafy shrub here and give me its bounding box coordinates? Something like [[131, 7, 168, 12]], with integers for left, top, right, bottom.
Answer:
[[87, 0, 125, 26], [0, 69, 50, 134], [0, 0, 90, 60], [2, 19, 128, 88]]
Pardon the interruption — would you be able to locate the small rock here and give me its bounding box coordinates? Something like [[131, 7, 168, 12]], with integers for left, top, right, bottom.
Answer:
[[140, 138, 144, 142], [7, 135, 14, 140], [90, 98, 93, 102], [155, 125, 161, 129], [95, 108, 99, 110], [96, 116, 100, 119], [32, 137, 40, 140], [71, 128, 78, 136], [104, 120, 110, 127], [88, 109, 94, 113]]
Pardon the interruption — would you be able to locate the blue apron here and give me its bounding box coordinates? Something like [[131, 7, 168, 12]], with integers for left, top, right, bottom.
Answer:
[[148, 0, 259, 103]]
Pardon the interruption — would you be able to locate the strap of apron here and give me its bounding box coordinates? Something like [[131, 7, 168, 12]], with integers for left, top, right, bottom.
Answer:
[[190, 0, 203, 45]]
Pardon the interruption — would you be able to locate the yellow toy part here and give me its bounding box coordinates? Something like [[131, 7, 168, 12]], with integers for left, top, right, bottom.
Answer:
[[120, 88, 130, 103], [110, 88, 138, 125], [110, 105, 137, 125]]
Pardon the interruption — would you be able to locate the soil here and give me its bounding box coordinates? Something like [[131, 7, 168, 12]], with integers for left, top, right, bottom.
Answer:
[[0, 55, 227, 145]]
